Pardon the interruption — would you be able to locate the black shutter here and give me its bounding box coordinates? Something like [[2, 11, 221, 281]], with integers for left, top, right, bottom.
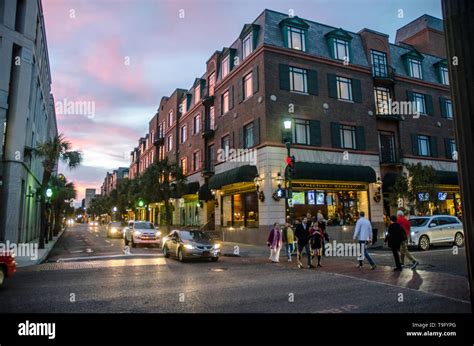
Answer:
[[238, 78, 243, 103], [330, 122, 341, 148], [355, 126, 366, 150], [352, 78, 362, 103], [309, 120, 321, 146], [229, 85, 234, 110], [279, 64, 290, 91], [253, 118, 260, 146], [406, 90, 413, 102], [444, 138, 452, 159], [327, 74, 337, 98], [307, 69, 318, 96], [430, 136, 438, 157], [411, 134, 419, 155], [239, 126, 244, 148], [252, 65, 259, 94], [425, 94, 433, 116], [439, 97, 447, 118]]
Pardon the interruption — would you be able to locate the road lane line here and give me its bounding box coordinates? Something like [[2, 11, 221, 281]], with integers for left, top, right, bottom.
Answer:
[[57, 253, 164, 262]]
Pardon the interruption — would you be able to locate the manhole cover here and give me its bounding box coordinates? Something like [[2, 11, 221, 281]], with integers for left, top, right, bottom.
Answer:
[[210, 268, 228, 272]]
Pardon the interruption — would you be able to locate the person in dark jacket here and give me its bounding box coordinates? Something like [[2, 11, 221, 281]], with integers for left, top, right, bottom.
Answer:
[[294, 217, 314, 269], [385, 215, 407, 271], [310, 222, 326, 267]]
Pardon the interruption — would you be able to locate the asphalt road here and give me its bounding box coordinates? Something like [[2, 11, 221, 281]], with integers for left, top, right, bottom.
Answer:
[[0, 223, 471, 313]]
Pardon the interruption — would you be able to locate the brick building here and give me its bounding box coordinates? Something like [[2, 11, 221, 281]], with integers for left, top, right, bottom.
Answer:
[[129, 10, 458, 245]]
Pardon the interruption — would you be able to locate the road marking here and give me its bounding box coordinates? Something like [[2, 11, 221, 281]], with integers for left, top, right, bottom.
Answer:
[[57, 253, 164, 262], [105, 240, 111, 244]]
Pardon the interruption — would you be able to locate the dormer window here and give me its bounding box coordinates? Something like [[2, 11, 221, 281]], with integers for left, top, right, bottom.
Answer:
[[408, 58, 423, 79], [333, 38, 349, 61], [288, 26, 306, 51], [239, 24, 260, 60], [279, 17, 309, 52], [325, 28, 353, 63], [194, 83, 201, 105], [243, 33, 253, 59], [221, 55, 230, 79], [434, 60, 449, 86]]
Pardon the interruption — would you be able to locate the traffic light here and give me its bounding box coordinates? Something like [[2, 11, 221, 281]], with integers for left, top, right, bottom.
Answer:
[[286, 155, 296, 178], [138, 199, 145, 208]]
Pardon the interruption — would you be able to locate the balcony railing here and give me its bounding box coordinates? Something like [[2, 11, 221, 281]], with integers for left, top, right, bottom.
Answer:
[[372, 65, 395, 83]]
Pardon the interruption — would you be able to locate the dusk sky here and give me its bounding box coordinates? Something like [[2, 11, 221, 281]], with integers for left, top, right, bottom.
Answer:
[[42, 0, 442, 202]]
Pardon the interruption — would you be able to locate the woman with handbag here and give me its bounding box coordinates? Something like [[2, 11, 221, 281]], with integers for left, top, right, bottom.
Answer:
[[267, 223, 282, 263]]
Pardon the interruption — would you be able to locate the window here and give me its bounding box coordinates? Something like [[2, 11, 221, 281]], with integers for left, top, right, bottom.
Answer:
[[288, 26, 305, 51], [192, 151, 201, 171], [221, 135, 230, 151], [340, 125, 356, 149], [168, 110, 174, 126], [221, 56, 230, 79], [379, 131, 396, 163], [371, 50, 388, 78], [445, 99, 453, 119], [418, 135, 430, 156], [193, 114, 201, 134], [180, 157, 188, 175], [244, 72, 253, 99], [194, 83, 201, 104], [243, 33, 253, 59], [289, 67, 307, 93], [244, 122, 254, 148], [440, 66, 449, 85], [447, 139, 456, 159], [374, 87, 390, 115], [222, 91, 229, 114], [293, 119, 310, 145], [336, 76, 352, 101], [180, 125, 187, 143], [408, 58, 423, 79], [209, 106, 215, 130], [208, 72, 215, 96], [413, 92, 426, 114], [181, 98, 187, 115], [334, 38, 349, 61], [167, 135, 173, 151]]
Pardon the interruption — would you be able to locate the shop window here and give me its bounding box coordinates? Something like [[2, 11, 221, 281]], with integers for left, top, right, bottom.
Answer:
[[221, 192, 259, 228]]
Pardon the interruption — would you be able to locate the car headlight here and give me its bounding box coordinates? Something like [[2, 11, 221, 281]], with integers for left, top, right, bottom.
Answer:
[[111, 228, 117, 233], [213, 244, 221, 249], [184, 244, 194, 250], [156, 231, 161, 236], [411, 231, 415, 237], [134, 230, 142, 236]]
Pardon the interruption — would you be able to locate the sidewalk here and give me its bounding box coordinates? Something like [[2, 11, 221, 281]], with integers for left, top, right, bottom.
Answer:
[[15, 227, 67, 268]]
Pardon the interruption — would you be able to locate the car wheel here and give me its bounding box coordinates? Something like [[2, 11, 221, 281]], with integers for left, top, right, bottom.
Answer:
[[0, 267, 5, 287], [131, 238, 137, 248], [454, 232, 464, 247], [211, 257, 219, 262], [163, 245, 170, 258], [178, 248, 185, 262], [418, 235, 430, 251]]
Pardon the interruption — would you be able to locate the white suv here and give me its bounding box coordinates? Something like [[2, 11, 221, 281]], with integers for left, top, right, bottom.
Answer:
[[409, 216, 464, 250], [124, 221, 161, 248]]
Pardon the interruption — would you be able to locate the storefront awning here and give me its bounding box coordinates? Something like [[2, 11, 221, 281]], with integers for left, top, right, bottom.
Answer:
[[171, 181, 200, 198], [208, 165, 258, 190], [198, 183, 213, 201], [436, 171, 458, 185], [288, 163, 376, 183]]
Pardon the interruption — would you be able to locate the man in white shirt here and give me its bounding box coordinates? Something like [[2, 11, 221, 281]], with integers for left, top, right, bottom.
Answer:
[[353, 211, 376, 269]]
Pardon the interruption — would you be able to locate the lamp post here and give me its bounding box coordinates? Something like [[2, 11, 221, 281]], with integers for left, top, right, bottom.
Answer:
[[283, 119, 294, 222]]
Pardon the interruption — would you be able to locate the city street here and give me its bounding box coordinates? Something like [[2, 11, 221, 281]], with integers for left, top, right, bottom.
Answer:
[[0, 224, 470, 313]]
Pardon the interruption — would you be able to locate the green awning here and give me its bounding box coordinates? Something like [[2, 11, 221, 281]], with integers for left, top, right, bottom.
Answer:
[[171, 181, 200, 198], [287, 163, 376, 183], [208, 165, 258, 190], [436, 171, 458, 185]]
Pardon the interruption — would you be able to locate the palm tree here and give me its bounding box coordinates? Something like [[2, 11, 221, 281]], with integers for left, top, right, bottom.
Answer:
[[50, 175, 77, 237], [35, 134, 82, 248]]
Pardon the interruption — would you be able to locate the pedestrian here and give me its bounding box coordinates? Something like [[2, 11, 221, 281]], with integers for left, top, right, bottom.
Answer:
[[397, 210, 419, 270], [267, 223, 282, 263], [282, 222, 295, 262], [310, 222, 325, 267], [295, 217, 314, 269], [385, 215, 407, 271], [353, 211, 376, 270], [317, 210, 325, 222]]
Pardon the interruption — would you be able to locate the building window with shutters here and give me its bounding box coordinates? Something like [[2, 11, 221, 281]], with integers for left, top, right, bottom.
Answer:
[[336, 76, 352, 101], [221, 135, 230, 155], [167, 135, 173, 152], [408, 58, 423, 79], [446, 139, 456, 159], [180, 157, 188, 175], [293, 119, 310, 145], [221, 55, 230, 79], [243, 122, 254, 148], [418, 135, 430, 157], [243, 72, 253, 99], [209, 106, 215, 130], [340, 125, 356, 149], [445, 99, 453, 119], [208, 72, 216, 96], [180, 98, 187, 115], [289, 67, 307, 93], [192, 150, 201, 171], [287, 26, 306, 51], [168, 110, 174, 126], [222, 91, 230, 114], [413, 92, 426, 115], [374, 87, 390, 114], [440, 66, 449, 85], [242, 33, 253, 59], [333, 38, 349, 61], [193, 114, 201, 134], [180, 124, 187, 143]]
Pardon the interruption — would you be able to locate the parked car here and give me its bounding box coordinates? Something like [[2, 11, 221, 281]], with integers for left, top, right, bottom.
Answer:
[[409, 215, 464, 250], [123, 221, 161, 247], [106, 221, 124, 238], [162, 230, 221, 262], [88, 220, 99, 227], [0, 251, 16, 288]]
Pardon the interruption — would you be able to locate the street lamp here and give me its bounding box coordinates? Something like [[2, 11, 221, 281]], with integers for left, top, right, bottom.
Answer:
[[112, 206, 117, 212], [283, 120, 292, 130], [282, 119, 294, 222]]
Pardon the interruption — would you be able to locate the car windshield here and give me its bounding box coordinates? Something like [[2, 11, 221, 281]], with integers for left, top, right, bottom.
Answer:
[[409, 218, 430, 227], [179, 231, 211, 241], [134, 222, 154, 229]]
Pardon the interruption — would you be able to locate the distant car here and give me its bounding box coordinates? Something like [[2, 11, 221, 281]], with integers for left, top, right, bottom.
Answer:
[[88, 220, 99, 227], [0, 251, 16, 288], [162, 230, 221, 262], [409, 215, 464, 251], [123, 221, 161, 248], [66, 219, 74, 226], [106, 221, 124, 238]]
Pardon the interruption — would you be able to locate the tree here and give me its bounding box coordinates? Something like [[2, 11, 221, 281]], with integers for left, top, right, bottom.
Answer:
[[50, 174, 77, 237], [35, 134, 82, 248], [391, 163, 437, 215]]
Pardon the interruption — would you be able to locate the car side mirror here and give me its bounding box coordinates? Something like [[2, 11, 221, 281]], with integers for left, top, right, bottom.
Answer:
[[429, 223, 437, 228]]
